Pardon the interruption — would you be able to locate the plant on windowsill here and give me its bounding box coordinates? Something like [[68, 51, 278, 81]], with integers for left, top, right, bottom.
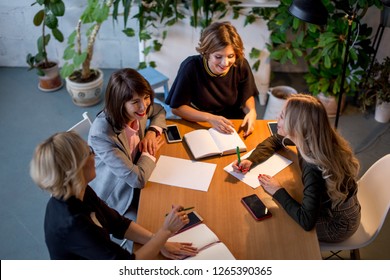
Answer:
[[60, 0, 114, 107], [26, 0, 65, 92], [359, 57, 390, 123]]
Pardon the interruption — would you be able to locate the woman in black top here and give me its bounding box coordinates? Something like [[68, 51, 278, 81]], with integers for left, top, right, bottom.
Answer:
[[30, 131, 197, 259], [166, 21, 258, 137], [232, 94, 361, 242]]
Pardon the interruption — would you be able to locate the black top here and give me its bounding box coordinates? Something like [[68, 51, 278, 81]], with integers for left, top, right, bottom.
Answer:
[[44, 185, 134, 260], [166, 55, 258, 119], [247, 135, 357, 231]]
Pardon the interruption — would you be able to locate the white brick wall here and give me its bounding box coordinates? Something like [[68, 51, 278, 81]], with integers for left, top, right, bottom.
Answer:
[[0, 0, 140, 68], [0, 0, 388, 87]]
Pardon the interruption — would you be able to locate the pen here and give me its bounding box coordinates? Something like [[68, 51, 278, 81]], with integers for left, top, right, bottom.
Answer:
[[236, 146, 241, 165], [165, 206, 195, 216]]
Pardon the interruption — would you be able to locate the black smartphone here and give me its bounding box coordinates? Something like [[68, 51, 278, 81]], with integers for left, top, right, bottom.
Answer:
[[177, 211, 203, 233], [267, 121, 278, 136], [165, 124, 182, 143], [241, 194, 272, 221]]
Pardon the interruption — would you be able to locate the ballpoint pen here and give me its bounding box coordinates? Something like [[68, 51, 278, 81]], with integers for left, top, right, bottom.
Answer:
[[165, 206, 195, 216]]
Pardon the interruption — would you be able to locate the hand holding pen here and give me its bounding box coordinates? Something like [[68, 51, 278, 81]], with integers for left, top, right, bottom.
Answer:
[[233, 147, 252, 173], [163, 205, 191, 234]]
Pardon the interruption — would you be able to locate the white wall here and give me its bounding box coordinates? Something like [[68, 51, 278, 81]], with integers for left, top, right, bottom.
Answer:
[[0, 0, 140, 69], [0, 1, 389, 88]]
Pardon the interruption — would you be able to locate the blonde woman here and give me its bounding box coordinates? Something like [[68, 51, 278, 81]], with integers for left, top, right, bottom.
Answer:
[[166, 21, 258, 137], [233, 94, 361, 242], [30, 131, 197, 259]]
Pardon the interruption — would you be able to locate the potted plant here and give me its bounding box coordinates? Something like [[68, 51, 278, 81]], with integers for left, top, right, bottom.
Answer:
[[359, 57, 390, 123], [26, 0, 65, 92], [60, 0, 114, 107], [257, 0, 380, 116]]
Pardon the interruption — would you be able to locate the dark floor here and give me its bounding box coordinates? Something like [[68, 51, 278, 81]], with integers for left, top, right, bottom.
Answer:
[[0, 67, 389, 260]]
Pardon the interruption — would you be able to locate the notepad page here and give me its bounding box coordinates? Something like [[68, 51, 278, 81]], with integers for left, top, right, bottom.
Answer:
[[168, 223, 219, 250], [187, 242, 236, 260], [149, 156, 216, 192], [208, 128, 246, 155], [224, 150, 293, 189], [184, 129, 221, 159]]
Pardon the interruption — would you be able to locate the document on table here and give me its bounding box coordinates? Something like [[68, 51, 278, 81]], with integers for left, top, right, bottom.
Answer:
[[149, 155, 216, 192], [224, 150, 293, 189]]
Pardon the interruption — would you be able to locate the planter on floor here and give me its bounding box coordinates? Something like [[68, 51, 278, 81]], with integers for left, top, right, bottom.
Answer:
[[65, 69, 104, 107]]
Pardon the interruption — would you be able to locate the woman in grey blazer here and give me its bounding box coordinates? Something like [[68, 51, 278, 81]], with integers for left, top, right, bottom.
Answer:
[[88, 68, 167, 216]]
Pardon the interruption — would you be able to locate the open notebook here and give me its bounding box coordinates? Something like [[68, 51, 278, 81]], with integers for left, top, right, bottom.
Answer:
[[184, 128, 246, 160], [169, 223, 235, 260]]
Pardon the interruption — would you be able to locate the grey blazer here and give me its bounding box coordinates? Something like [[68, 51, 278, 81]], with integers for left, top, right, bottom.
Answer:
[[88, 103, 167, 215]]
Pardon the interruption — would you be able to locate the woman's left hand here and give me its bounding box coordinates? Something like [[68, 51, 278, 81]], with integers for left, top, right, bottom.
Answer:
[[161, 242, 198, 260], [258, 174, 282, 195], [140, 132, 164, 156], [241, 110, 257, 137]]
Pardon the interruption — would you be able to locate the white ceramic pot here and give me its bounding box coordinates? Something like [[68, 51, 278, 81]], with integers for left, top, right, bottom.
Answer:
[[37, 60, 63, 92], [375, 100, 390, 123], [65, 69, 104, 107], [263, 86, 297, 120]]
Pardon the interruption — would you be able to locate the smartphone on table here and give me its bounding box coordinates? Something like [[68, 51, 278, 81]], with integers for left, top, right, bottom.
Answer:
[[267, 121, 278, 136], [241, 194, 272, 221], [164, 124, 182, 143]]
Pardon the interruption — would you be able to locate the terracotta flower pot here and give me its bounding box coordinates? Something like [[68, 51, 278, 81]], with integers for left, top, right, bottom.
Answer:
[[37, 61, 63, 92], [316, 93, 346, 118]]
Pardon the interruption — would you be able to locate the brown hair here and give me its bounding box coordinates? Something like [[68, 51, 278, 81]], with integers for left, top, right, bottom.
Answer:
[[104, 68, 155, 131], [196, 21, 244, 64]]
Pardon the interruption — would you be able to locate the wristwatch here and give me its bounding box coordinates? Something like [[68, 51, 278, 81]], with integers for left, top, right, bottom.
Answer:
[[147, 126, 161, 136]]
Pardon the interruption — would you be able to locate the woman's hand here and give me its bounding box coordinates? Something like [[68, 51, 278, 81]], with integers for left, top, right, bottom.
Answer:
[[232, 159, 252, 174], [241, 109, 257, 137], [161, 242, 198, 260], [163, 205, 190, 234], [258, 174, 282, 195], [208, 115, 235, 134], [139, 133, 164, 156]]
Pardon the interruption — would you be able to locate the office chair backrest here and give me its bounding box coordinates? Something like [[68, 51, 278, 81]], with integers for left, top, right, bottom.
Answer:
[[357, 154, 390, 240], [67, 112, 93, 141]]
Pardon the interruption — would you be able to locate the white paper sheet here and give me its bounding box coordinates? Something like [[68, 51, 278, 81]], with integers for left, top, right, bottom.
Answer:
[[149, 155, 216, 192], [224, 150, 293, 189]]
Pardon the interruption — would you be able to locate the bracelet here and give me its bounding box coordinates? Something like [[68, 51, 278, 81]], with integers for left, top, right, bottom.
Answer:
[[147, 126, 161, 137]]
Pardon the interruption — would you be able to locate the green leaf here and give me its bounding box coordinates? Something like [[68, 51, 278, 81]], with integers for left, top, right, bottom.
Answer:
[[60, 63, 75, 79], [153, 40, 162, 52], [249, 48, 261, 59], [33, 10, 45, 26], [138, 62, 147, 69], [45, 13, 58, 29], [73, 52, 87, 67], [252, 60, 260, 71], [52, 28, 64, 42], [324, 55, 331, 68], [67, 30, 77, 44], [49, 1, 65, 17], [63, 45, 75, 60], [122, 28, 135, 37]]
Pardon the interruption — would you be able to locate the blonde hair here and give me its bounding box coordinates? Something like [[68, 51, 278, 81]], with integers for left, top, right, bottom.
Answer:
[[196, 21, 244, 64], [283, 94, 359, 208], [30, 131, 90, 200]]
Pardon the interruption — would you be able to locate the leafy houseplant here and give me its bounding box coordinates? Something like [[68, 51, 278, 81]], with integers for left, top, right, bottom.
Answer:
[[26, 0, 65, 91], [61, 0, 114, 107], [359, 57, 390, 122], [258, 0, 381, 99]]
